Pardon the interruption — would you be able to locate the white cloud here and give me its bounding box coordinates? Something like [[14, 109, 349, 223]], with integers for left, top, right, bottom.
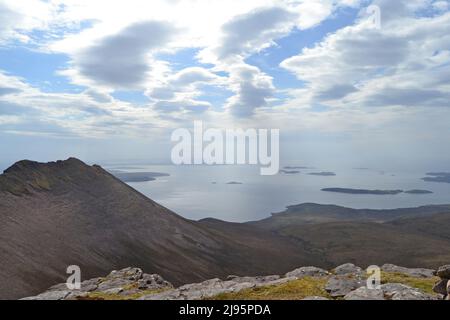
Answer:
[[40, 0, 359, 117], [0, 0, 57, 44], [280, 2, 450, 112], [59, 21, 177, 90]]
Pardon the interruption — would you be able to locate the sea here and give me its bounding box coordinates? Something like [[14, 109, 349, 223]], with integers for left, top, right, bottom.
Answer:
[[102, 164, 450, 222]]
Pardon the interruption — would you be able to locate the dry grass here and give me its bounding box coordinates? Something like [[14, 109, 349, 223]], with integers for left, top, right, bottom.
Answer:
[[381, 272, 439, 295], [210, 277, 330, 300]]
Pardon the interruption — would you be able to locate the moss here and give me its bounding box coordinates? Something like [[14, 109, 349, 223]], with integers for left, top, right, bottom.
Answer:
[[210, 277, 330, 300], [381, 272, 439, 295]]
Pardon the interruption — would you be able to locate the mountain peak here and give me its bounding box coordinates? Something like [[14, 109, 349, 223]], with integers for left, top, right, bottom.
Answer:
[[0, 158, 105, 196], [4, 157, 87, 174]]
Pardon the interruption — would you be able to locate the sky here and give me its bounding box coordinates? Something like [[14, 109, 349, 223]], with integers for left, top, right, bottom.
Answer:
[[0, 0, 449, 170]]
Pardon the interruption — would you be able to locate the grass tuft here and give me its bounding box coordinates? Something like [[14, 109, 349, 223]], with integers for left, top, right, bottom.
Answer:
[[210, 277, 330, 300], [381, 272, 439, 294]]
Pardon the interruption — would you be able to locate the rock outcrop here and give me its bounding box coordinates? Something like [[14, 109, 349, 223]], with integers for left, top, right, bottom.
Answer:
[[433, 265, 450, 300], [381, 264, 435, 278], [23, 264, 448, 301]]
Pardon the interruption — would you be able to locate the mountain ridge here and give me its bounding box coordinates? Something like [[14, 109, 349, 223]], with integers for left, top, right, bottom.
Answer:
[[1, 158, 450, 299]]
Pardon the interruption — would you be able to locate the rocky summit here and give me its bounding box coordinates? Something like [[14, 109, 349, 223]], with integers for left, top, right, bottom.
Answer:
[[23, 264, 449, 301]]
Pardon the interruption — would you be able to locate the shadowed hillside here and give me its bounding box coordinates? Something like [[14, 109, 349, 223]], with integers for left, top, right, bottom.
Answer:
[[0, 158, 317, 299]]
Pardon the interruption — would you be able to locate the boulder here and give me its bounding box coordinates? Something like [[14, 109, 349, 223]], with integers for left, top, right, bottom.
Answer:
[[228, 275, 280, 284], [381, 264, 435, 278], [285, 266, 329, 279], [333, 263, 364, 277], [137, 274, 173, 290], [381, 283, 414, 299], [107, 267, 143, 281], [436, 265, 450, 279], [325, 275, 365, 297], [447, 280, 450, 300], [390, 289, 437, 300], [344, 287, 384, 300], [433, 279, 448, 295]]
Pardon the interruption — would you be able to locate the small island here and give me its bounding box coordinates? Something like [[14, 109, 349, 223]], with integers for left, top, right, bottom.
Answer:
[[226, 181, 243, 185], [404, 189, 433, 194], [280, 170, 300, 175], [309, 172, 336, 177], [322, 188, 403, 195], [284, 166, 312, 170], [422, 172, 450, 184], [110, 171, 169, 182]]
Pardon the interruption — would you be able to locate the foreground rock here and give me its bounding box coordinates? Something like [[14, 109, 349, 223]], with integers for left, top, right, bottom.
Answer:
[[333, 263, 364, 276], [22, 268, 173, 300], [344, 284, 438, 300], [381, 264, 435, 278], [325, 276, 365, 297], [23, 264, 448, 301], [433, 265, 450, 300], [285, 266, 329, 278]]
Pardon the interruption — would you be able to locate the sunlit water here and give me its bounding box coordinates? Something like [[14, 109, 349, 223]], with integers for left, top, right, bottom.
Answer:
[[104, 164, 450, 222]]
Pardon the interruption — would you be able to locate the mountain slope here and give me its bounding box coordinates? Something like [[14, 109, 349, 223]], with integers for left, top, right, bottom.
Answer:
[[0, 158, 317, 299]]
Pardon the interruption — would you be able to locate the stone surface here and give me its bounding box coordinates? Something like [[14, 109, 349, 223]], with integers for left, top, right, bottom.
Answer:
[[285, 266, 329, 279], [436, 265, 450, 279], [302, 296, 330, 300], [21, 267, 173, 300], [381, 264, 435, 278], [344, 287, 384, 300], [140, 275, 294, 300], [381, 283, 414, 298], [333, 263, 363, 276], [325, 275, 365, 297], [433, 279, 448, 295], [390, 290, 437, 300], [21, 290, 71, 300]]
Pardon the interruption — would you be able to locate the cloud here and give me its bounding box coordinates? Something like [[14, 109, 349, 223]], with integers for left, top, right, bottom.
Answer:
[[209, 6, 297, 62], [153, 100, 211, 114], [0, 101, 37, 116], [225, 64, 275, 117], [0, 87, 21, 96], [0, 0, 54, 44], [315, 84, 359, 101], [280, 2, 450, 111], [83, 89, 113, 103], [147, 66, 223, 114], [0, 69, 164, 138], [65, 21, 176, 89], [197, 6, 298, 117]]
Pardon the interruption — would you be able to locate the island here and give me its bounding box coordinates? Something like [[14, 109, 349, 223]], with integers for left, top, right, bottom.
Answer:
[[404, 189, 433, 194], [226, 181, 243, 185], [284, 166, 312, 170], [308, 172, 336, 176], [110, 170, 169, 182], [422, 172, 450, 184], [280, 170, 300, 175], [322, 188, 403, 195]]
